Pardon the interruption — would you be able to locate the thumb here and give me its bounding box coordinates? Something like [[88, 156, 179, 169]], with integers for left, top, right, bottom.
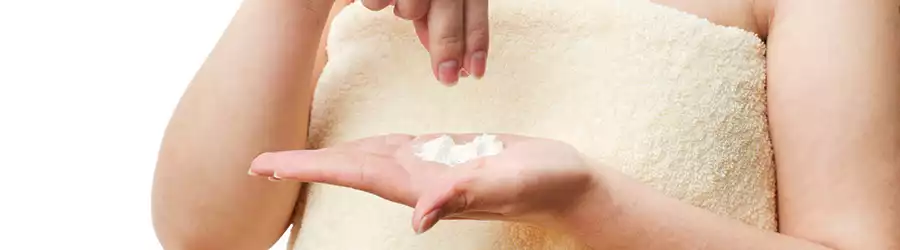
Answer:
[[411, 176, 469, 234], [411, 161, 484, 234]]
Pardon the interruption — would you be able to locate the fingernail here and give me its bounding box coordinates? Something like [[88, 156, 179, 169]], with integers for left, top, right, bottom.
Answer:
[[268, 176, 281, 182], [459, 68, 470, 78], [247, 169, 259, 176], [470, 51, 486, 79], [437, 60, 459, 85], [416, 209, 441, 234]]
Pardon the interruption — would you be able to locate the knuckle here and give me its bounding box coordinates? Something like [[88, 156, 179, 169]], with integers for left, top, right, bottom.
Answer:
[[409, 10, 428, 20], [466, 26, 489, 46], [451, 181, 474, 212], [408, 3, 430, 19], [434, 34, 466, 52]]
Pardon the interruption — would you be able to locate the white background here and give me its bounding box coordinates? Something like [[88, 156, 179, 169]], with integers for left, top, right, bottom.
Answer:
[[0, 1, 291, 249]]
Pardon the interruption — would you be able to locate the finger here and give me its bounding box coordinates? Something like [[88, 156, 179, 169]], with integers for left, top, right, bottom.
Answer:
[[414, 17, 430, 50], [410, 157, 499, 233], [393, 0, 429, 20], [250, 150, 416, 205], [361, 0, 393, 11], [463, 0, 489, 79], [427, 0, 465, 85], [411, 171, 474, 234]]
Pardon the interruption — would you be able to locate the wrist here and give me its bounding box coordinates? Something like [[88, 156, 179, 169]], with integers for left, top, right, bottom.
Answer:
[[549, 167, 623, 237]]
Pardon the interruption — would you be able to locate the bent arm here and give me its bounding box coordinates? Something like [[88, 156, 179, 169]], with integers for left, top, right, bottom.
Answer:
[[151, 0, 335, 249], [560, 0, 900, 249]]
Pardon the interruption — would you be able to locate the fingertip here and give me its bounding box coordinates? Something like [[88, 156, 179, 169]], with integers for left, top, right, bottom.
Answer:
[[393, 1, 428, 20], [412, 184, 469, 234], [249, 152, 278, 176], [414, 209, 442, 234], [469, 51, 487, 79], [412, 190, 445, 234], [436, 60, 460, 85], [361, 0, 392, 11], [411, 178, 471, 229]]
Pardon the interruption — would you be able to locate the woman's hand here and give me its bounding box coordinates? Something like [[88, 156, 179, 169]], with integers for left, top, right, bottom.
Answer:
[[248, 133, 598, 233], [359, 0, 490, 84]]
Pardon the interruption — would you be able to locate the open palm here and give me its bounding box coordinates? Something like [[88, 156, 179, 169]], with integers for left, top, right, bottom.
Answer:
[[249, 133, 597, 233]]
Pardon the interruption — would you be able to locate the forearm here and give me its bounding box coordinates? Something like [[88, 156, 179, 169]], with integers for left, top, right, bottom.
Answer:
[[560, 169, 831, 250], [151, 0, 332, 249]]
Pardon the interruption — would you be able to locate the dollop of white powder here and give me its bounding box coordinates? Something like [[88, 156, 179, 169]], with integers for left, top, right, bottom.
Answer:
[[414, 134, 505, 166]]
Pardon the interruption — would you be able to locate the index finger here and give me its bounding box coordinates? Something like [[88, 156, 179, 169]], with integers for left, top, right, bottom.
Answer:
[[249, 148, 417, 205]]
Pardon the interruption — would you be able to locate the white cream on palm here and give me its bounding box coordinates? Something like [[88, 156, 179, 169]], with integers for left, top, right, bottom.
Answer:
[[414, 134, 505, 166]]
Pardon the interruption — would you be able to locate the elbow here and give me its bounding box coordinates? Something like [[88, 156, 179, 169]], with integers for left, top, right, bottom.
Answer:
[[151, 201, 285, 250], [151, 204, 275, 250], [151, 214, 221, 250], [155, 237, 226, 250], [156, 238, 262, 250], [153, 222, 278, 250]]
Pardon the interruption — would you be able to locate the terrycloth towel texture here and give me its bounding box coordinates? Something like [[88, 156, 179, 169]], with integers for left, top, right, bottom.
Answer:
[[291, 0, 776, 249]]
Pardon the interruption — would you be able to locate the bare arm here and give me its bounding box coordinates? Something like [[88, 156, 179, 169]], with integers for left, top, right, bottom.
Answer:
[[766, 0, 899, 247], [151, 0, 335, 249], [560, 0, 900, 249]]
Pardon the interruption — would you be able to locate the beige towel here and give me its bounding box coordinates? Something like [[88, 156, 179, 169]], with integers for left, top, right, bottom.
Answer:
[[292, 0, 776, 249]]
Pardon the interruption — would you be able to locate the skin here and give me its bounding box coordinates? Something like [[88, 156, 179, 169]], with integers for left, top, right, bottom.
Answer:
[[561, 0, 900, 247], [765, 0, 899, 247], [357, 0, 491, 84], [251, 133, 598, 230], [151, 0, 332, 249], [153, 0, 900, 249]]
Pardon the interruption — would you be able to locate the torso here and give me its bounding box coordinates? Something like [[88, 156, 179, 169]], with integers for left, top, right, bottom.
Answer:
[[294, 0, 777, 249]]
